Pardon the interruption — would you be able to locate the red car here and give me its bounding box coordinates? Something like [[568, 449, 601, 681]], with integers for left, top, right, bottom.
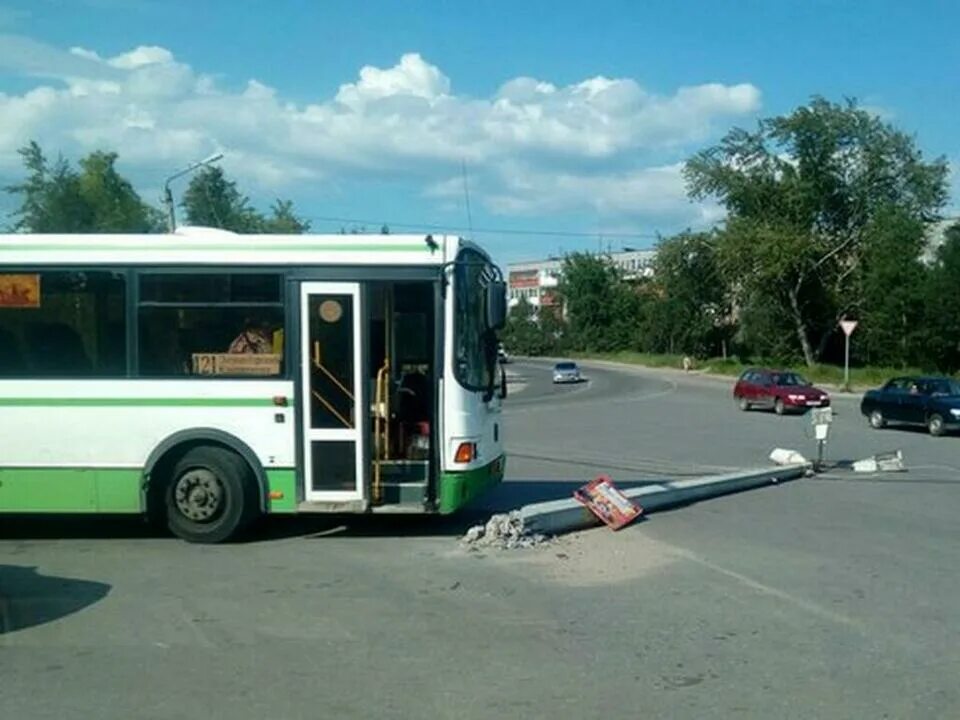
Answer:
[[733, 368, 830, 414]]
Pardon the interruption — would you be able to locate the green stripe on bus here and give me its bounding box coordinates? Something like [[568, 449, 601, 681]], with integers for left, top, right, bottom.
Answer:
[[0, 467, 299, 514], [0, 467, 143, 513], [0, 397, 279, 407]]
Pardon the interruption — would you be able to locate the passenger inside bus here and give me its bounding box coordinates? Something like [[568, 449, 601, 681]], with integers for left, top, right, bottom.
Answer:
[[228, 317, 275, 354]]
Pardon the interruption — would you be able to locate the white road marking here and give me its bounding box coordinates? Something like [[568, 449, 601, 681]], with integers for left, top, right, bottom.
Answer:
[[670, 546, 864, 630]]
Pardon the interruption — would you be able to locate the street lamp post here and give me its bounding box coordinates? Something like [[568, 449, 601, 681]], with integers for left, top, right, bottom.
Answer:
[[162, 152, 224, 232]]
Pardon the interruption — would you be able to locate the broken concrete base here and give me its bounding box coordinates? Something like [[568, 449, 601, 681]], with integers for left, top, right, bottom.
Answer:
[[461, 511, 548, 550]]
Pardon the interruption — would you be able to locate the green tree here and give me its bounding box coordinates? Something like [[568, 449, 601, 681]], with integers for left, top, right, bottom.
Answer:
[[181, 168, 307, 234], [924, 222, 960, 372], [647, 232, 730, 357], [685, 98, 949, 366], [501, 296, 544, 355], [559, 253, 640, 352], [5, 142, 160, 232], [500, 295, 566, 356], [181, 166, 262, 232], [78, 151, 164, 232], [858, 206, 928, 368], [261, 199, 310, 234], [538, 301, 566, 353]]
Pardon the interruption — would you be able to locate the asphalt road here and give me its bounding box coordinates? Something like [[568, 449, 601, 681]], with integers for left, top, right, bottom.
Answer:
[[2, 360, 959, 719]]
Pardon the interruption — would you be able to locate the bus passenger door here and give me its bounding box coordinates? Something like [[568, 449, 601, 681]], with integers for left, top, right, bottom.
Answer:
[[300, 282, 366, 503]]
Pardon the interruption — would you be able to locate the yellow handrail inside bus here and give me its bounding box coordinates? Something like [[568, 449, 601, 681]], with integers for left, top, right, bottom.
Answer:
[[373, 359, 390, 504]]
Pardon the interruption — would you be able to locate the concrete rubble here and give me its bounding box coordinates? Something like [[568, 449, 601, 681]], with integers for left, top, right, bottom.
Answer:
[[769, 448, 809, 466], [461, 511, 549, 550], [853, 450, 905, 473]]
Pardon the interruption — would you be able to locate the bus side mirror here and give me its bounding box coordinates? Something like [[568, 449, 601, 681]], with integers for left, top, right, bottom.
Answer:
[[486, 281, 507, 330]]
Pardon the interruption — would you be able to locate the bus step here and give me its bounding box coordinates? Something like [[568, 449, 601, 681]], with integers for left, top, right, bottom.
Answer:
[[370, 503, 431, 514], [376, 460, 429, 483], [377, 482, 427, 506], [297, 499, 367, 514]]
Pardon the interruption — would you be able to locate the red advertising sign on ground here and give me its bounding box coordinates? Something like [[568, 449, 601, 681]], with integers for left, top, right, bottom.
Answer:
[[573, 475, 643, 530]]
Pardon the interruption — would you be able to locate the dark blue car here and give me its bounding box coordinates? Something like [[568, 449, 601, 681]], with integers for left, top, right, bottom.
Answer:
[[860, 376, 960, 436]]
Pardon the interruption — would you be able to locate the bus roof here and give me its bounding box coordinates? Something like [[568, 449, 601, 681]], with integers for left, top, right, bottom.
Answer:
[[0, 227, 473, 267]]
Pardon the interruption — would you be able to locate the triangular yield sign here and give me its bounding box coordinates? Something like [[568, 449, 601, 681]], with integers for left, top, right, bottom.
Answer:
[[840, 320, 858, 336]]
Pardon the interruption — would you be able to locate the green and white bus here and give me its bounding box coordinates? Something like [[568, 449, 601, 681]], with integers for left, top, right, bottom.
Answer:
[[0, 228, 507, 542]]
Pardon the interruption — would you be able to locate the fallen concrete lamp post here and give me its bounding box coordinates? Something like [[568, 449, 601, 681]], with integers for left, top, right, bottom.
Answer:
[[518, 464, 810, 538]]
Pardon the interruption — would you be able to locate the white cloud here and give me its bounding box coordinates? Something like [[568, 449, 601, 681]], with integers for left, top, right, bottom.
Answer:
[[430, 161, 724, 228], [335, 53, 450, 109], [0, 33, 117, 81], [0, 37, 761, 226], [107, 45, 174, 69]]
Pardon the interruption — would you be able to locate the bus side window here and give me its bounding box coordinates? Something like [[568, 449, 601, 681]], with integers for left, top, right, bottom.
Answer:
[[0, 270, 126, 378], [0, 325, 25, 375], [136, 273, 284, 378]]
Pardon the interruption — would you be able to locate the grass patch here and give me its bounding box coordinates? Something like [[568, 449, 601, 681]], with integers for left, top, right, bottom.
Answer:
[[567, 350, 940, 391]]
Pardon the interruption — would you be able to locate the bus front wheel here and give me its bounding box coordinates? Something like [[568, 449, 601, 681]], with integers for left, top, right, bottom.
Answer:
[[165, 446, 259, 543]]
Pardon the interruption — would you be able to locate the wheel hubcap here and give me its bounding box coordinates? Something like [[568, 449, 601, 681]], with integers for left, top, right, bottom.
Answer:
[[174, 468, 224, 522], [871, 412, 882, 427], [931, 418, 942, 433]]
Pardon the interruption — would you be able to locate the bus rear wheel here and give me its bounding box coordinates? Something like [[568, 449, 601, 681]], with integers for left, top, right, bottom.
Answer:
[[165, 446, 258, 543]]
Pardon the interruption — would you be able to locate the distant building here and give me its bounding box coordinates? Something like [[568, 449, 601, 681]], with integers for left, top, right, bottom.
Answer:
[[507, 249, 656, 309]]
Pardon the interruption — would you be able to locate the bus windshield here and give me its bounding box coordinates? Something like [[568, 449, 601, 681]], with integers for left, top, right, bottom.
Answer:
[[454, 248, 496, 392]]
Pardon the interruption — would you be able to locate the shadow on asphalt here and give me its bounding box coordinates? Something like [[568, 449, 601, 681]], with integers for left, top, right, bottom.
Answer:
[[0, 565, 111, 634], [0, 514, 160, 540]]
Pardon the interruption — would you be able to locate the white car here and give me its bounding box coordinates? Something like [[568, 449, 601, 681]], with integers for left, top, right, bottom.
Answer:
[[552, 361, 581, 384]]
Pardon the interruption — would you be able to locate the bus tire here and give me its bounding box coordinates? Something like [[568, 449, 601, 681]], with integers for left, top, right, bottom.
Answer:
[[165, 446, 258, 543]]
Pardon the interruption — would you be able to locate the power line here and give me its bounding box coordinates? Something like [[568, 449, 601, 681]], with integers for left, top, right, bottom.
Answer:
[[301, 213, 661, 240]]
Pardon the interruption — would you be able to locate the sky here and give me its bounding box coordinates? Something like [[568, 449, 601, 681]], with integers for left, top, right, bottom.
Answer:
[[0, 0, 957, 266]]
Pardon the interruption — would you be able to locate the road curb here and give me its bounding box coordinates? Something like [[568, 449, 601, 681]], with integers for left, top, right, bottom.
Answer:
[[519, 464, 810, 536]]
